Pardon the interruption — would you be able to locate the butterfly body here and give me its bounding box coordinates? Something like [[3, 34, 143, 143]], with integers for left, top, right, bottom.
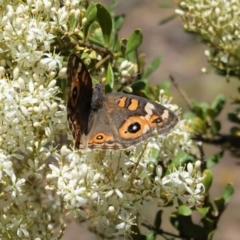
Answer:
[[67, 54, 178, 150]]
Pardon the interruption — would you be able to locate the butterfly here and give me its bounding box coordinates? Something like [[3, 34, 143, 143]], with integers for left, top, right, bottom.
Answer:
[[67, 54, 178, 150]]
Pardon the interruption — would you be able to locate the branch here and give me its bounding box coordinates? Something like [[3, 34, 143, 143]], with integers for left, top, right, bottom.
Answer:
[[170, 75, 192, 110], [192, 133, 240, 149], [195, 141, 206, 169]]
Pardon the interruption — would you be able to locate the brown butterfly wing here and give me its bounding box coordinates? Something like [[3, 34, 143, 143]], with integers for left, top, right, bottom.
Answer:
[[67, 54, 93, 148], [85, 92, 179, 150]]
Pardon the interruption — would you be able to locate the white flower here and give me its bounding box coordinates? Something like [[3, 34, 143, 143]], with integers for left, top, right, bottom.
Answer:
[[17, 223, 29, 238], [4, 174, 26, 199], [40, 53, 63, 71], [116, 210, 136, 232]]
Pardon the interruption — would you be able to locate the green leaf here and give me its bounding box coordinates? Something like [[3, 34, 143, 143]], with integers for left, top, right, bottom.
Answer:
[[158, 81, 171, 91], [214, 197, 225, 213], [105, 63, 114, 92], [230, 126, 240, 137], [202, 169, 213, 192], [168, 151, 194, 172], [208, 231, 215, 240], [213, 184, 234, 214], [184, 111, 197, 119], [206, 109, 217, 119], [68, 14, 77, 29], [211, 120, 221, 134], [211, 94, 226, 116], [96, 3, 112, 46], [197, 207, 210, 217], [192, 117, 206, 133], [83, 2, 97, 40], [207, 151, 224, 168], [125, 29, 143, 55], [222, 183, 234, 203], [171, 213, 205, 237], [142, 56, 162, 78], [228, 112, 240, 124], [154, 210, 162, 229], [120, 38, 127, 56], [108, 0, 119, 11], [170, 212, 179, 229], [146, 232, 155, 240], [131, 79, 148, 93], [190, 100, 204, 118], [127, 50, 137, 62], [114, 15, 125, 31], [201, 217, 215, 232], [90, 26, 105, 46], [178, 205, 192, 216]]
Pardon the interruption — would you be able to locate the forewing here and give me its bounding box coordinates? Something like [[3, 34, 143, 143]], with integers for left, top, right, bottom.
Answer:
[[67, 54, 93, 148]]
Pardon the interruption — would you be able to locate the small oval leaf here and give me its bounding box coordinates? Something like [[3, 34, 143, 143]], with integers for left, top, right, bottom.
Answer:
[[125, 29, 143, 55], [143, 56, 162, 78], [211, 94, 226, 116], [178, 205, 192, 216], [96, 3, 112, 45], [222, 183, 234, 203], [146, 232, 155, 240], [83, 3, 97, 39], [114, 15, 125, 31], [207, 151, 223, 168], [202, 169, 213, 192], [168, 151, 194, 172], [197, 207, 210, 217], [105, 63, 114, 92]]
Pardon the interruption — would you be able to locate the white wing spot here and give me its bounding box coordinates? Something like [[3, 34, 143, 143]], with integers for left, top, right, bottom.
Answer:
[[162, 109, 169, 120], [145, 102, 155, 120], [142, 123, 150, 133]]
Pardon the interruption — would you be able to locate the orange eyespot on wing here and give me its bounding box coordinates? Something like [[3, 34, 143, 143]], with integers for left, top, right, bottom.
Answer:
[[147, 114, 166, 127], [118, 116, 150, 139], [88, 133, 114, 144]]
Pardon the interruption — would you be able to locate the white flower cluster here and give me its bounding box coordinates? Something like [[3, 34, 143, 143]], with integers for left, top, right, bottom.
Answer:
[[175, 0, 240, 75], [0, 78, 65, 154], [119, 59, 136, 84], [47, 93, 204, 237], [0, 0, 76, 238]]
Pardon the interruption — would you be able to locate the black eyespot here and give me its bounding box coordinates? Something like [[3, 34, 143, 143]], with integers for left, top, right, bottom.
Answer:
[[152, 117, 163, 123], [127, 122, 141, 133], [96, 135, 103, 140], [72, 87, 78, 99]]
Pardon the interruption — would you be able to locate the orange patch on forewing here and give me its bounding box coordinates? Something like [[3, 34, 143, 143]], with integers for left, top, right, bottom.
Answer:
[[119, 116, 150, 139], [128, 99, 139, 111], [88, 133, 114, 144], [118, 97, 127, 108]]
